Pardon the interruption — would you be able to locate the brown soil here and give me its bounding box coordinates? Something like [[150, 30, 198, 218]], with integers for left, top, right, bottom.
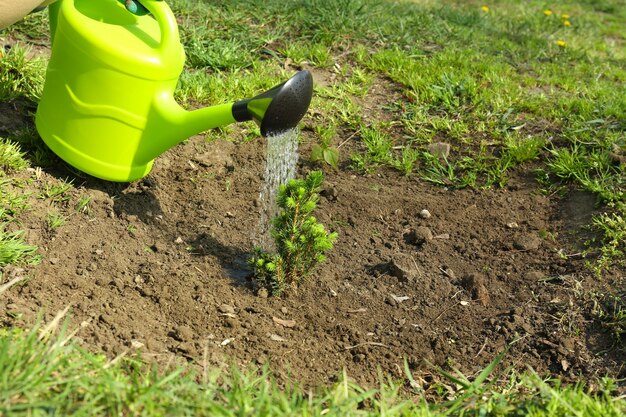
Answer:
[[1, 64, 624, 389]]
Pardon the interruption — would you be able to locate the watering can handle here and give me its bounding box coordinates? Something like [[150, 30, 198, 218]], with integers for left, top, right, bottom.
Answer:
[[130, 0, 180, 53]]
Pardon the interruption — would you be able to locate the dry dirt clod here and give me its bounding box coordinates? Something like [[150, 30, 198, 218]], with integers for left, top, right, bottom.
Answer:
[[462, 273, 490, 307], [219, 304, 236, 315], [406, 226, 433, 246], [524, 270, 545, 280], [172, 325, 194, 342], [513, 234, 542, 251], [388, 254, 419, 282], [385, 295, 398, 307], [224, 318, 239, 329], [427, 142, 451, 159]]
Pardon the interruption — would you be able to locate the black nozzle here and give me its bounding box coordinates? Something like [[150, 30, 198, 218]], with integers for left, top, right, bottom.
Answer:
[[232, 70, 313, 136]]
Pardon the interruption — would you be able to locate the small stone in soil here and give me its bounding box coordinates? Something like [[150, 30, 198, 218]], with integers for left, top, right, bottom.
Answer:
[[419, 209, 431, 219]]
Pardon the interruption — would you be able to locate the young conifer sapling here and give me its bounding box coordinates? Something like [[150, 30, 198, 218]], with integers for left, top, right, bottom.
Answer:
[[250, 171, 337, 296]]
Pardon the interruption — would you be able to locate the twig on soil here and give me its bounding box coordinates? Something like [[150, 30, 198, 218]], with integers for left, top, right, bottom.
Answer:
[[61, 318, 92, 347], [104, 350, 129, 369], [559, 250, 584, 258], [342, 341, 389, 351], [411, 257, 424, 279], [202, 339, 209, 384], [475, 337, 488, 358], [432, 291, 465, 321], [0, 275, 26, 295], [432, 307, 452, 322], [337, 131, 359, 149], [39, 304, 71, 340]]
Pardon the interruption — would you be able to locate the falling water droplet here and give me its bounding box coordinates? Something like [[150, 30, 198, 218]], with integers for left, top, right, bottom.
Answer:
[[255, 128, 299, 250]]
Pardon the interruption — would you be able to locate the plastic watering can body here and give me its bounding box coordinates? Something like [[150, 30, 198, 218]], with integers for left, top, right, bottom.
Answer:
[[36, 0, 235, 181]]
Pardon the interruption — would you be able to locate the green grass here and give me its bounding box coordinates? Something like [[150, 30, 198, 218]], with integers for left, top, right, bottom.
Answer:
[[0, 45, 46, 102], [38, 178, 73, 202], [0, 324, 624, 416], [594, 290, 626, 343], [0, 225, 39, 266], [46, 211, 66, 230], [0, 138, 29, 173], [0, 139, 38, 265]]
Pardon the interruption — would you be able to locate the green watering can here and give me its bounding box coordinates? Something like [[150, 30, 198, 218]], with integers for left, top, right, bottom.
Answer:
[[36, 0, 313, 182]]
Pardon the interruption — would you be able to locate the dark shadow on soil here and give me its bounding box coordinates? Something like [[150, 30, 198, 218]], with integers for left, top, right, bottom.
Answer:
[[1, 99, 165, 224], [188, 232, 253, 288], [0, 99, 36, 136], [583, 320, 626, 380], [559, 190, 602, 251], [0, 97, 161, 223], [106, 178, 164, 225]]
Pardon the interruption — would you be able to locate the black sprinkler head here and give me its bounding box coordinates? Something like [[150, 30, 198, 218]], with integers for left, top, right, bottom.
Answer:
[[232, 70, 314, 136]]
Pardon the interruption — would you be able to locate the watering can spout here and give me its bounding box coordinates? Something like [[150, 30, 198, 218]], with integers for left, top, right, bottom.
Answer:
[[232, 70, 313, 137], [157, 69, 314, 149]]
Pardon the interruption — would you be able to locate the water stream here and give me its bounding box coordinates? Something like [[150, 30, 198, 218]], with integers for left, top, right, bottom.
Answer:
[[255, 128, 299, 250]]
